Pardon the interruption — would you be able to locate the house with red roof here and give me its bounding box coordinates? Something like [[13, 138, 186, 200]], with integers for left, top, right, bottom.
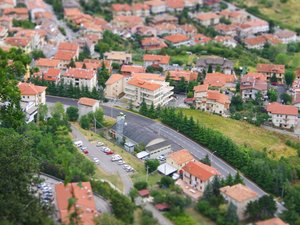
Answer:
[[18, 82, 47, 105], [4, 36, 31, 52], [63, 68, 97, 91], [196, 12, 220, 27], [104, 74, 124, 99], [166, 149, 195, 171], [193, 84, 230, 116], [141, 37, 167, 50], [58, 42, 80, 58], [43, 68, 61, 84], [166, 0, 184, 12], [55, 182, 99, 225], [240, 73, 267, 100], [143, 54, 170, 71], [255, 218, 289, 225], [131, 3, 150, 17], [121, 65, 146, 76], [266, 102, 298, 129], [3, 7, 29, 20], [256, 63, 285, 84], [163, 34, 192, 47], [213, 35, 237, 48], [35, 58, 62, 71], [275, 30, 297, 44], [145, 0, 166, 14], [168, 70, 198, 82], [203, 72, 236, 89], [220, 184, 258, 220], [78, 97, 100, 115], [112, 3, 132, 16], [182, 160, 220, 192]]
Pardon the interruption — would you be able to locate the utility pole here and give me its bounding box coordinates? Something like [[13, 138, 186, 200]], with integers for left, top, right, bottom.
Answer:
[[146, 166, 149, 183]]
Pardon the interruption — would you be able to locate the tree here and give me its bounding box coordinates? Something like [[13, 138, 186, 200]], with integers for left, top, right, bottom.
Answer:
[[66, 106, 79, 121], [148, 102, 156, 119], [139, 98, 148, 116], [145, 159, 160, 173], [230, 94, 243, 111], [140, 210, 158, 225], [233, 172, 244, 185], [285, 70, 296, 86], [160, 176, 174, 188], [31, 50, 45, 59], [80, 115, 91, 129], [226, 202, 239, 225], [93, 108, 104, 128], [7, 61, 26, 80], [38, 104, 48, 122], [200, 154, 211, 165], [281, 93, 292, 104], [69, 58, 76, 68], [110, 193, 134, 224], [255, 91, 264, 106], [134, 181, 148, 190], [207, 65, 213, 73], [0, 128, 54, 224], [270, 74, 278, 83], [267, 88, 278, 102], [94, 213, 124, 225]]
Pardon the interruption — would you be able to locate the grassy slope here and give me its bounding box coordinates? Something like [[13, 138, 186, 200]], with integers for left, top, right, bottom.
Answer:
[[235, 0, 300, 31], [178, 109, 299, 159]]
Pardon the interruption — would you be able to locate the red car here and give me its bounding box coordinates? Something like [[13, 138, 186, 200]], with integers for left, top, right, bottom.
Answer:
[[105, 150, 114, 155], [83, 149, 89, 154]]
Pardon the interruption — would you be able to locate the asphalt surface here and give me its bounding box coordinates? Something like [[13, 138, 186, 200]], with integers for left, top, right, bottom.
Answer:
[[46, 96, 285, 213], [71, 124, 133, 195]]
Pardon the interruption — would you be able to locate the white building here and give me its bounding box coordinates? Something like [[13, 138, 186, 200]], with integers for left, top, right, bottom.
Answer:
[[78, 97, 100, 116], [145, 138, 172, 159], [266, 102, 298, 129], [124, 77, 173, 107], [62, 68, 97, 91], [18, 82, 47, 105]]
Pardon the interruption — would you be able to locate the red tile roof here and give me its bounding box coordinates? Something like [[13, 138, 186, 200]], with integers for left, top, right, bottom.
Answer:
[[164, 34, 190, 44], [35, 58, 60, 67], [18, 82, 47, 95], [55, 182, 98, 225], [3, 8, 28, 15], [266, 102, 298, 116], [155, 203, 170, 211], [255, 218, 289, 225], [78, 97, 98, 107], [5, 36, 30, 47], [121, 65, 145, 74], [132, 73, 165, 81], [193, 84, 209, 93], [220, 184, 258, 202], [54, 51, 76, 61], [183, 161, 220, 181], [196, 12, 219, 21], [168, 149, 194, 166], [204, 72, 236, 87], [138, 189, 150, 197], [127, 78, 161, 91], [112, 3, 131, 12], [143, 54, 170, 65], [257, 64, 285, 74], [44, 68, 60, 81], [207, 90, 230, 105], [141, 37, 167, 50], [166, 0, 184, 9], [105, 74, 123, 85], [168, 70, 198, 81], [64, 68, 96, 80], [58, 42, 79, 52]]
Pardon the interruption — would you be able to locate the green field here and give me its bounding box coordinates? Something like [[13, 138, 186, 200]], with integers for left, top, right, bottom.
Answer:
[[178, 109, 299, 159], [232, 0, 300, 31]]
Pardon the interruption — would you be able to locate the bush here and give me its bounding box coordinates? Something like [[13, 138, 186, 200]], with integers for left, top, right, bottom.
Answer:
[[80, 115, 91, 129], [134, 181, 148, 190], [66, 106, 79, 122], [159, 176, 174, 188]]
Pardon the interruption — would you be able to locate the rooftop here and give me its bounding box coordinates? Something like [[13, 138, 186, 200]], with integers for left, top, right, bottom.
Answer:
[[18, 82, 47, 95], [182, 161, 220, 181], [168, 149, 194, 166], [266, 102, 298, 116], [78, 97, 99, 107], [105, 74, 123, 85], [127, 78, 161, 91]]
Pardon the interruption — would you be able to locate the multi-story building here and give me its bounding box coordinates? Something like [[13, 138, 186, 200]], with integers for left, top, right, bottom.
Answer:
[[18, 82, 47, 105], [240, 73, 268, 100], [104, 51, 132, 64], [195, 56, 234, 75], [166, 149, 195, 171], [203, 72, 236, 89], [193, 84, 230, 116], [220, 184, 258, 220], [62, 68, 97, 91], [266, 102, 298, 129], [145, 0, 166, 14], [35, 58, 62, 71], [256, 63, 285, 84], [182, 160, 220, 192], [143, 54, 170, 71], [124, 77, 173, 107], [163, 34, 192, 47], [104, 74, 124, 99], [196, 12, 220, 27]]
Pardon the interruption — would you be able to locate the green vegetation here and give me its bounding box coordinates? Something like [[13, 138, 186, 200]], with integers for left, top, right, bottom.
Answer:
[[12, 19, 35, 29], [45, 0, 63, 19], [66, 106, 79, 122], [31, 50, 45, 60]]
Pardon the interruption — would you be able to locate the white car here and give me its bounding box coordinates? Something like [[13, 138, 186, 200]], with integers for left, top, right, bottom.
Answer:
[[117, 160, 125, 165], [111, 155, 122, 161], [93, 157, 100, 164], [96, 141, 104, 147]]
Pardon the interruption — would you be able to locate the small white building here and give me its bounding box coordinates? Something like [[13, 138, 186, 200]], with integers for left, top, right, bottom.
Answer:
[[78, 97, 100, 116], [145, 138, 172, 159]]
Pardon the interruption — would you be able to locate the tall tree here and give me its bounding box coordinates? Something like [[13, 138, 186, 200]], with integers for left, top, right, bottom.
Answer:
[[139, 98, 148, 116], [66, 106, 79, 122], [225, 202, 239, 225], [285, 70, 296, 86]]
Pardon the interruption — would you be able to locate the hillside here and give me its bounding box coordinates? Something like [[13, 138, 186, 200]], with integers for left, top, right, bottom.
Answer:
[[178, 108, 299, 159], [230, 0, 300, 31]]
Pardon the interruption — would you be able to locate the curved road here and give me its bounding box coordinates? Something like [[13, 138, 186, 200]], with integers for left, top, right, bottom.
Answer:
[[46, 96, 285, 214]]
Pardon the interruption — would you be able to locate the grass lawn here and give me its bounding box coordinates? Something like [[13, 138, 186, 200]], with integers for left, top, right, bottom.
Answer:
[[94, 167, 124, 191], [233, 0, 300, 31], [178, 109, 299, 160], [185, 207, 216, 225]]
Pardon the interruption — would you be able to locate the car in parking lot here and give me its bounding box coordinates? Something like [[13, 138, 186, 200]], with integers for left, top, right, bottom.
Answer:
[[111, 154, 122, 161], [81, 146, 87, 151], [83, 149, 89, 154], [105, 150, 114, 155], [93, 157, 100, 164], [96, 141, 104, 147]]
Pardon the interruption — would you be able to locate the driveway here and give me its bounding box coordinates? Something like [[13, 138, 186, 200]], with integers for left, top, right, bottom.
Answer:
[[71, 125, 133, 195], [143, 203, 173, 225]]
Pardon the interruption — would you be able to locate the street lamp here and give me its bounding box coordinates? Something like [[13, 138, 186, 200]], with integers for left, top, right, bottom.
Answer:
[[210, 151, 217, 162]]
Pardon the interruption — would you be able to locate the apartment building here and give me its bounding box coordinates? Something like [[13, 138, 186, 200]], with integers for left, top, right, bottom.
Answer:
[[266, 102, 298, 129], [143, 54, 170, 71], [18, 82, 47, 105], [62, 68, 97, 91], [124, 77, 173, 107], [240, 73, 267, 100], [256, 64, 285, 84], [104, 74, 124, 99], [166, 149, 195, 171]]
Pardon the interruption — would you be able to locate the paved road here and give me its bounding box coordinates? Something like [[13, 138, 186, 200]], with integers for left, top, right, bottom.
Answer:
[[144, 203, 173, 225], [71, 124, 133, 195], [46, 96, 285, 213], [40, 174, 111, 213]]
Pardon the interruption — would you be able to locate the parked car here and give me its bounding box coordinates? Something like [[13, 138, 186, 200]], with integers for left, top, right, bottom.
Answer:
[[83, 149, 89, 154], [111, 155, 122, 161], [74, 140, 83, 147], [117, 160, 125, 165], [81, 146, 87, 151], [96, 141, 104, 147], [93, 157, 100, 164], [105, 150, 114, 155]]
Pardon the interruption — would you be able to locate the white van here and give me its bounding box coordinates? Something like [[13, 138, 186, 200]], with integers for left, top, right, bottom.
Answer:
[[74, 140, 83, 147]]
